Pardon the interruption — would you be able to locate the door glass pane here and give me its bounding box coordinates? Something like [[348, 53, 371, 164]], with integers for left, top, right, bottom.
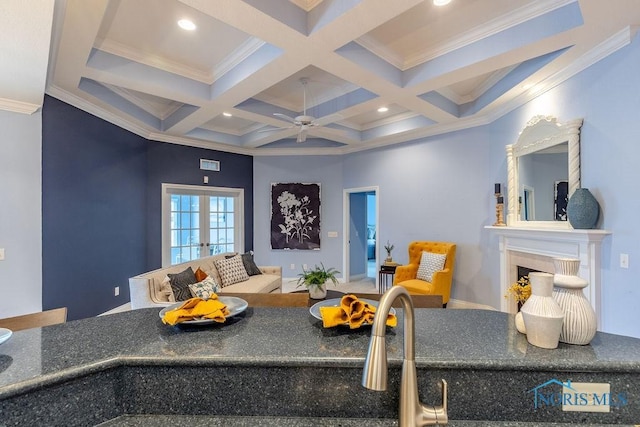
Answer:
[[170, 194, 200, 265], [209, 195, 235, 256]]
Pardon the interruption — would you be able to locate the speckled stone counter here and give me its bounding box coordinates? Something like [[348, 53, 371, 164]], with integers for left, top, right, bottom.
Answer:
[[1, 307, 640, 426]]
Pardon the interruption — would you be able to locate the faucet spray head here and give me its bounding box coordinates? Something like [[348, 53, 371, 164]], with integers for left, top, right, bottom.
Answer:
[[362, 334, 388, 391]]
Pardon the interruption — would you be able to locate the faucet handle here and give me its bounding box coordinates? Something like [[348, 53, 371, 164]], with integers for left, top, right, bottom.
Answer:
[[422, 379, 448, 425], [441, 379, 448, 413]]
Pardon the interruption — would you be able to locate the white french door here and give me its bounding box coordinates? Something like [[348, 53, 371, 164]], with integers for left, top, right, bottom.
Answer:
[[161, 184, 244, 266]]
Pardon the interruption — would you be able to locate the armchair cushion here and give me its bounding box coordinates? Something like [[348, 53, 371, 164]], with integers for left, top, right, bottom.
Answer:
[[416, 251, 446, 282]]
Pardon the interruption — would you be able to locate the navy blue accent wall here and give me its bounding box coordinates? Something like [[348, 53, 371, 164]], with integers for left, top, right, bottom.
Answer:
[[145, 142, 254, 270], [41, 96, 254, 320], [42, 96, 148, 320]]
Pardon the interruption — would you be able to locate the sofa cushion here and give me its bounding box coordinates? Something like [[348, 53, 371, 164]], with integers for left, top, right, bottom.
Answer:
[[189, 276, 221, 299], [214, 254, 250, 287], [416, 251, 446, 282], [167, 267, 198, 301], [241, 252, 262, 276], [219, 274, 281, 294]]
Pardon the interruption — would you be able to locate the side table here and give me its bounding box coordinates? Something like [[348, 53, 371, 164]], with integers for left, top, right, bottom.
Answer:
[[378, 264, 398, 293]]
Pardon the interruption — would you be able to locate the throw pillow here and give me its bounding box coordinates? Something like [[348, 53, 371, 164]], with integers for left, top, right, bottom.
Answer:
[[416, 251, 447, 283], [194, 267, 208, 282], [241, 251, 262, 276], [167, 267, 198, 301], [214, 254, 250, 287], [188, 276, 221, 299], [159, 276, 176, 303]]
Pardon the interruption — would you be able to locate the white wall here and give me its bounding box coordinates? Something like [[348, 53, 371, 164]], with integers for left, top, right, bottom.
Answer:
[[0, 110, 42, 317]]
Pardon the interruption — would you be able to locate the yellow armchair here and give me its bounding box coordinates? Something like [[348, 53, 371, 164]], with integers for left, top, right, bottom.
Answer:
[[393, 241, 456, 307]]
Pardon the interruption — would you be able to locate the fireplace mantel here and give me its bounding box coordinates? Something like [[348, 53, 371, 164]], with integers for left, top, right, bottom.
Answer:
[[486, 226, 611, 327]]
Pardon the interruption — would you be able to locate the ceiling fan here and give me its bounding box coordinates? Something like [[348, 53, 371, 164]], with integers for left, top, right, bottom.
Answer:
[[272, 78, 320, 143]]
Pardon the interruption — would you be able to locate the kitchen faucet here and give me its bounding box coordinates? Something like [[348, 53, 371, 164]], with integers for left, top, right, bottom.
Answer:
[[362, 285, 448, 426]]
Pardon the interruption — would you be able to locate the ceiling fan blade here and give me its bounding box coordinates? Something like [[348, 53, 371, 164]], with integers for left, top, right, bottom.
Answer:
[[273, 113, 296, 123], [297, 127, 308, 143], [256, 125, 295, 134]]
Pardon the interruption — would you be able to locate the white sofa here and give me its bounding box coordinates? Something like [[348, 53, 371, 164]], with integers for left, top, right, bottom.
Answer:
[[129, 253, 282, 309]]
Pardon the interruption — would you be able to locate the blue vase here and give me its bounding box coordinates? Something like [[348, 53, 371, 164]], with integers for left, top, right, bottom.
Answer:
[[567, 188, 600, 229]]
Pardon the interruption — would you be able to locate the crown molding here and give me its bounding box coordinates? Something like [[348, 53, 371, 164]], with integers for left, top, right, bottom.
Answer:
[[0, 98, 41, 114], [47, 85, 154, 139]]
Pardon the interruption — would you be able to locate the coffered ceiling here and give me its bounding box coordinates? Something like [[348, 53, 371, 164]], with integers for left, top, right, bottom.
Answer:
[[30, 1, 640, 154]]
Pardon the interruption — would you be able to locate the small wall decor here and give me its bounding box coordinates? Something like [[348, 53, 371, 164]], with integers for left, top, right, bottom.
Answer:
[[271, 183, 321, 250]]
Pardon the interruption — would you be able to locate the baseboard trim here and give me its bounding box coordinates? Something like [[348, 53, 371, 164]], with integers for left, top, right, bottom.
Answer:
[[447, 298, 497, 311]]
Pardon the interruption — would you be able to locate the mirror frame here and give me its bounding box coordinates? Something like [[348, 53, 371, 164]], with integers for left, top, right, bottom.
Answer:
[[506, 115, 583, 229]]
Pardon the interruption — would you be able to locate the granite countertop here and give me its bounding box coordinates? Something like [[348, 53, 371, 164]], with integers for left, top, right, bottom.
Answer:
[[2, 306, 640, 397]]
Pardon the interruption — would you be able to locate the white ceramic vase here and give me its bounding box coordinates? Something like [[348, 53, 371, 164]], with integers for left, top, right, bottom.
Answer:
[[520, 272, 565, 349], [552, 258, 597, 345], [308, 282, 328, 300]]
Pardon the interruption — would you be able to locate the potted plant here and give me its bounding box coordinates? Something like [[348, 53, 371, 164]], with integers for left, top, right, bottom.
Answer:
[[296, 263, 340, 299], [384, 240, 395, 264]]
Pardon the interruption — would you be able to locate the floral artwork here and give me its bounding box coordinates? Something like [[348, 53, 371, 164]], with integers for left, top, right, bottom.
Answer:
[[271, 183, 321, 250]]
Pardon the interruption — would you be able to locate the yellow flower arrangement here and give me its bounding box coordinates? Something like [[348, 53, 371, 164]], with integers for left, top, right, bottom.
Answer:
[[505, 276, 531, 304]]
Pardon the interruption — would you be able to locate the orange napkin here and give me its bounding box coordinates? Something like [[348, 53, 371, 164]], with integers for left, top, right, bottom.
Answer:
[[319, 294, 397, 329], [162, 293, 229, 325]]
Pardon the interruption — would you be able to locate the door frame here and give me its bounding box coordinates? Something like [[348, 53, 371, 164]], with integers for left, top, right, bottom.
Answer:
[[342, 185, 379, 287], [161, 183, 244, 267]]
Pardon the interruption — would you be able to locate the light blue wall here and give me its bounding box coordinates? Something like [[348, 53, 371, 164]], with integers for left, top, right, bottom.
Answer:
[[0, 110, 42, 318], [253, 156, 344, 283], [487, 35, 640, 337], [252, 37, 640, 338], [342, 127, 495, 306]]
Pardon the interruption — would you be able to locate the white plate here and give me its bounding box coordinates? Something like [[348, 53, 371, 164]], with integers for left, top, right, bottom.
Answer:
[[309, 298, 396, 326], [0, 328, 12, 345], [159, 296, 248, 325]]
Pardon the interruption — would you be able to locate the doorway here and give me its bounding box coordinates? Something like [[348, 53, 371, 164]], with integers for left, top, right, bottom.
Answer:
[[343, 186, 379, 286]]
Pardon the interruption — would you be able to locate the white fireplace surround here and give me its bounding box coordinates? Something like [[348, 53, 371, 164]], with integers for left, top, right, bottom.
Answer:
[[487, 226, 610, 328]]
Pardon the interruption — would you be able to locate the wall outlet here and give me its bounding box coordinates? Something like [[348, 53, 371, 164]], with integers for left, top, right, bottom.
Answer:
[[290, 263, 295, 270], [303, 264, 308, 270], [620, 253, 629, 269], [114, 286, 120, 296], [0, 248, 4, 260]]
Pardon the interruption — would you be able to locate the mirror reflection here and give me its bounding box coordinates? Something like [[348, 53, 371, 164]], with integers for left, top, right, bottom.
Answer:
[[518, 143, 568, 221], [506, 116, 582, 228]]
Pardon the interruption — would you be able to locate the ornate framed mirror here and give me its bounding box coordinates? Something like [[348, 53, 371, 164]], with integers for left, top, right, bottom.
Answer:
[[506, 116, 583, 229]]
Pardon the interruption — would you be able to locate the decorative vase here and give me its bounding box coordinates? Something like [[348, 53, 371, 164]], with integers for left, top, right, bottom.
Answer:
[[567, 188, 600, 229], [308, 283, 327, 300], [520, 272, 565, 349], [552, 258, 597, 345]]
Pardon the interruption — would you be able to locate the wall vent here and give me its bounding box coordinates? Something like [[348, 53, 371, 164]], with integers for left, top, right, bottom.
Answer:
[[200, 159, 220, 172]]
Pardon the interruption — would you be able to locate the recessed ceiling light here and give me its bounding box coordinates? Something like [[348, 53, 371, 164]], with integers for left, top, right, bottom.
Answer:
[[223, 112, 232, 117], [377, 107, 389, 113], [178, 19, 196, 31], [433, 0, 451, 5]]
